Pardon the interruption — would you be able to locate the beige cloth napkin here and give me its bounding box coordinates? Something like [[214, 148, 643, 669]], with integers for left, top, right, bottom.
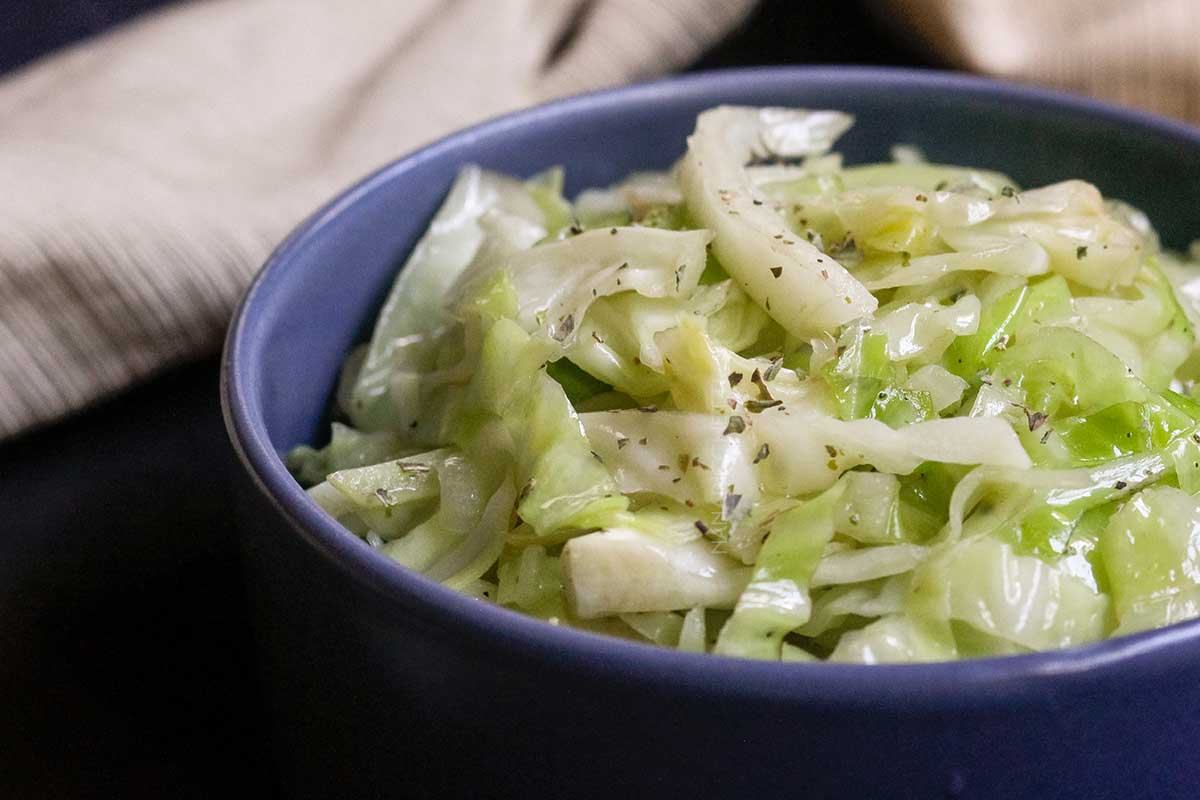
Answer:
[[0, 0, 755, 439], [886, 0, 1200, 123], [1, 0, 1197, 440]]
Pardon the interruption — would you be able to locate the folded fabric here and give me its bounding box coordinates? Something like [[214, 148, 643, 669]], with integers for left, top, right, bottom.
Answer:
[[0, 0, 754, 439], [884, 0, 1200, 123]]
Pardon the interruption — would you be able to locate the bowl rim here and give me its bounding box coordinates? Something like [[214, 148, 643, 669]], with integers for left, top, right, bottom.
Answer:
[[222, 64, 1200, 705]]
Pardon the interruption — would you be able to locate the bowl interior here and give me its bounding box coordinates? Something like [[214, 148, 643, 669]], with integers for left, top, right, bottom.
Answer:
[[226, 67, 1200, 674]]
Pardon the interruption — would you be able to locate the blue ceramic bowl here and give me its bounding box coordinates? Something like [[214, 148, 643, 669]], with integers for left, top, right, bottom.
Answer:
[[223, 67, 1200, 799]]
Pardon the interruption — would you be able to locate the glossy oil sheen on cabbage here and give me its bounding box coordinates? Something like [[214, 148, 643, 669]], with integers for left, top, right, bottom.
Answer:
[[288, 106, 1200, 663]]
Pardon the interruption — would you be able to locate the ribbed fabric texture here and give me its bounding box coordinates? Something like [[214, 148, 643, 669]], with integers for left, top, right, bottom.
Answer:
[[886, 0, 1200, 122], [0, 0, 1196, 438], [0, 0, 756, 439]]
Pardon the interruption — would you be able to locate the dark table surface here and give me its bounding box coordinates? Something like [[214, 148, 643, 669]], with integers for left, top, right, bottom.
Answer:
[[0, 2, 925, 796]]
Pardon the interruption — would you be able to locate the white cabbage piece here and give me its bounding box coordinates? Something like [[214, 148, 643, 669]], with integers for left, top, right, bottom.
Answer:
[[582, 409, 758, 509], [454, 225, 712, 347], [562, 527, 751, 618], [678, 106, 876, 336], [873, 294, 981, 362], [752, 410, 1031, 496], [855, 238, 1049, 291], [563, 279, 771, 399], [653, 315, 819, 415], [348, 166, 547, 429], [940, 181, 1147, 291]]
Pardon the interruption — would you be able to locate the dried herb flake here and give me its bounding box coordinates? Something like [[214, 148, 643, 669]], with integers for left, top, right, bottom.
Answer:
[[746, 399, 782, 413], [723, 416, 746, 435]]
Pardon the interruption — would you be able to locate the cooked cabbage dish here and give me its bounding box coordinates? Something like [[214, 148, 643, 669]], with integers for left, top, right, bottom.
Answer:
[[289, 107, 1200, 663]]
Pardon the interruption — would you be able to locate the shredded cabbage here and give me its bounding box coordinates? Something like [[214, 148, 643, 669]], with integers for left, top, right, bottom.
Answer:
[[291, 105, 1200, 663]]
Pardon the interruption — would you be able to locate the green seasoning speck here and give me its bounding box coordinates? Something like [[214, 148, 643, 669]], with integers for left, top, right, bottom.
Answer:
[[763, 357, 783, 382], [1077, 245, 1088, 260]]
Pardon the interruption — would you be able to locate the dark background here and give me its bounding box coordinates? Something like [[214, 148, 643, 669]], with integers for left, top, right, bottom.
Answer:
[[0, 2, 927, 796]]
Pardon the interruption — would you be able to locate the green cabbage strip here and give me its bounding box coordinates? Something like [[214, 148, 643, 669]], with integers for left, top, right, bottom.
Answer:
[[715, 482, 843, 659], [1099, 486, 1200, 635], [910, 536, 1108, 651]]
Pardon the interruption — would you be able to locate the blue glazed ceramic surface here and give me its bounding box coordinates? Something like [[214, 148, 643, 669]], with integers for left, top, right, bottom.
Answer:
[[223, 67, 1200, 799]]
